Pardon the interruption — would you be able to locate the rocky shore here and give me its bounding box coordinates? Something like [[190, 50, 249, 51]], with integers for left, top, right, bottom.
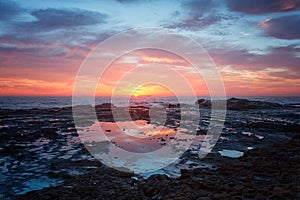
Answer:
[[0, 98, 299, 199], [196, 97, 285, 110], [20, 135, 300, 199]]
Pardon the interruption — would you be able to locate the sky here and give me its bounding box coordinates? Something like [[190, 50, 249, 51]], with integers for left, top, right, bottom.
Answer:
[[0, 0, 300, 96]]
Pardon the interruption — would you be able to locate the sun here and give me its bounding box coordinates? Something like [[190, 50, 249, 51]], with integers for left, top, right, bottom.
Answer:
[[131, 91, 140, 97], [130, 83, 176, 98], [131, 89, 142, 98]]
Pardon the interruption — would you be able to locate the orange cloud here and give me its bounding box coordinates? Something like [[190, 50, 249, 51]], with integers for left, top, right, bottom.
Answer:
[[143, 56, 176, 64], [280, 0, 298, 11], [0, 78, 73, 96], [220, 67, 300, 96]]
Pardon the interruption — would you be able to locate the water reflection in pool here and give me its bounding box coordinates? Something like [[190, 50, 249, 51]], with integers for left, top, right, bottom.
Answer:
[[81, 120, 186, 153], [78, 119, 196, 173]]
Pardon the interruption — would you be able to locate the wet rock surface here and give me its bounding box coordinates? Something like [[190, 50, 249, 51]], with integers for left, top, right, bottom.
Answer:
[[16, 136, 300, 200], [0, 100, 299, 199]]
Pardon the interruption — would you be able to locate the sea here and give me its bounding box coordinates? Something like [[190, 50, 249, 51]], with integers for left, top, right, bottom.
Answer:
[[0, 96, 299, 110]]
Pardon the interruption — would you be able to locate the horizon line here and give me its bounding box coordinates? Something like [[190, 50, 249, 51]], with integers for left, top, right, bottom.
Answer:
[[0, 94, 300, 97]]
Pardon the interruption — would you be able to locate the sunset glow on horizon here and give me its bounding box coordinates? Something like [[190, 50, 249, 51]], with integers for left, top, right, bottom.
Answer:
[[1, 0, 300, 97]]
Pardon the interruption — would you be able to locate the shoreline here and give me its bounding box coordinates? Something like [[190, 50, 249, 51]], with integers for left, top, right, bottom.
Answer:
[[0, 98, 299, 199], [1, 96, 299, 110]]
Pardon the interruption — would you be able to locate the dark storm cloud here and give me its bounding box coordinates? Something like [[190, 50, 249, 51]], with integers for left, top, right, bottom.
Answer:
[[30, 8, 107, 29], [0, 0, 24, 20], [226, 0, 300, 14], [260, 15, 300, 39]]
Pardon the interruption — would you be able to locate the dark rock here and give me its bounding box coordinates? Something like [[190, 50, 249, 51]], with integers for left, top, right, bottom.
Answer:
[[41, 128, 58, 138], [227, 97, 282, 110], [196, 97, 283, 110], [167, 103, 180, 108], [95, 103, 114, 109], [129, 106, 150, 121]]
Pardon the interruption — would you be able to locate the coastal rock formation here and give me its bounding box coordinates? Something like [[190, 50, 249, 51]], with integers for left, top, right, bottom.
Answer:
[[196, 97, 283, 110]]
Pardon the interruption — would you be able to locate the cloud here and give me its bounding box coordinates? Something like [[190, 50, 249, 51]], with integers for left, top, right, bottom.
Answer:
[[208, 45, 300, 79], [166, 0, 222, 29], [0, 77, 72, 95], [183, 0, 216, 17], [30, 8, 107, 30], [226, 0, 300, 14], [167, 15, 221, 30], [116, 0, 140, 3], [0, 0, 24, 20], [0, 6, 113, 61], [259, 15, 300, 39], [0, 43, 39, 54], [0, 6, 109, 45]]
